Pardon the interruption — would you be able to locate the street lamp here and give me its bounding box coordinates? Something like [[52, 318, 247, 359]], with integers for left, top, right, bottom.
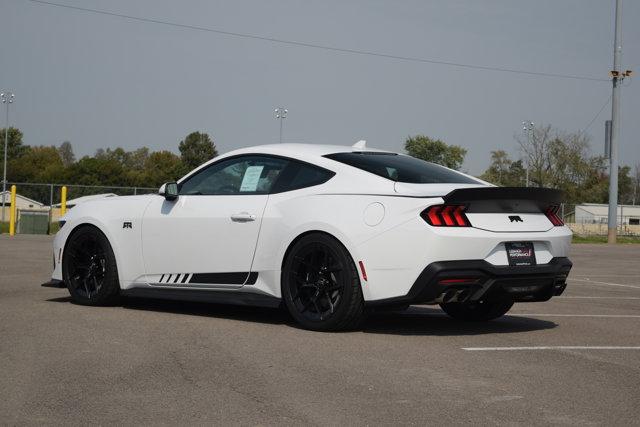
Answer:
[[522, 121, 534, 187], [275, 107, 287, 143], [1, 92, 15, 225]]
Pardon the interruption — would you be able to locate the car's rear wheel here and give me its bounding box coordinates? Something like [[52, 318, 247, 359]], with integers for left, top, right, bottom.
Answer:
[[440, 299, 514, 321], [282, 233, 365, 331], [62, 225, 120, 306]]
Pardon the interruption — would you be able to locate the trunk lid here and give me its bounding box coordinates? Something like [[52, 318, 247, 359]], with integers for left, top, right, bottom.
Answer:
[[401, 184, 563, 232], [445, 186, 563, 232]]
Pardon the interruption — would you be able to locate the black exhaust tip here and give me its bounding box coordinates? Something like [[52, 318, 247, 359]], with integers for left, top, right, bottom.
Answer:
[[553, 281, 567, 296], [442, 289, 458, 303]]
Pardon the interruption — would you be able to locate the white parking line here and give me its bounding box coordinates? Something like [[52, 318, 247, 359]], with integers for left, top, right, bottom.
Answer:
[[462, 346, 640, 351], [557, 296, 640, 300], [509, 313, 640, 318], [568, 278, 640, 290], [572, 274, 640, 278]]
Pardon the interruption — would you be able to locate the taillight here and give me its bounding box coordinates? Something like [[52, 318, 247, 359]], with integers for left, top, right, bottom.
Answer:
[[421, 205, 470, 227], [545, 205, 564, 226]]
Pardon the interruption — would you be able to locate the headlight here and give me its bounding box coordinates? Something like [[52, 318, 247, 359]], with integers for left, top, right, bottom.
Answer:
[[58, 220, 66, 229]]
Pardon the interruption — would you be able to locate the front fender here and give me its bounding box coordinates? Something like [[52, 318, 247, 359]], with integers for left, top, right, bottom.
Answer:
[[51, 196, 154, 288]]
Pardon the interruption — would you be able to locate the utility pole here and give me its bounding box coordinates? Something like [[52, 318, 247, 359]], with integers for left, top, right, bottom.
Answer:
[[607, 0, 633, 243], [522, 121, 534, 187], [1, 92, 15, 225], [275, 107, 287, 143]]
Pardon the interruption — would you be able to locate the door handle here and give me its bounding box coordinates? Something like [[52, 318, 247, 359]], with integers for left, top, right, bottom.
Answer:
[[230, 212, 256, 222]]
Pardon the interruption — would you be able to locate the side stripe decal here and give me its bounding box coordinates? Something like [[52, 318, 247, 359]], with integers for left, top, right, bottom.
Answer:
[[153, 272, 257, 285]]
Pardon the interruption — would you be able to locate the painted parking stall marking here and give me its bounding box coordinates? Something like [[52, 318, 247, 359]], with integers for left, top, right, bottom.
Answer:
[[462, 346, 640, 351]]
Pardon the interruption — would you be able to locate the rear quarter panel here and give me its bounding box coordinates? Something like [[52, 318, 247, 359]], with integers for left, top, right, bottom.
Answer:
[[251, 190, 440, 300], [252, 190, 572, 302]]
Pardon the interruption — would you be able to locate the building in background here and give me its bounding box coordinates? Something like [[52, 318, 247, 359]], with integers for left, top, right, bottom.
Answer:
[[0, 191, 47, 219], [575, 203, 640, 226]]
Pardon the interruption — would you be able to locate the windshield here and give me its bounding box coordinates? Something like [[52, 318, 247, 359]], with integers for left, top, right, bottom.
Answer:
[[324, 152, 478, 184]]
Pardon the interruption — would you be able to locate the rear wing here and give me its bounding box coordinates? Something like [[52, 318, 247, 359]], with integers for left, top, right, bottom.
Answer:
[[443, 187, 563, 213]]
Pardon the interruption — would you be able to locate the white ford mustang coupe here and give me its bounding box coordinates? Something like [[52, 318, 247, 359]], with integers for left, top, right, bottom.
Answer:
[[47, 142, 572, 330]]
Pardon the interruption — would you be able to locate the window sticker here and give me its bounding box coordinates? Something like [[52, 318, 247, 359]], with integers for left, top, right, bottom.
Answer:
[[239, 165, 264, 192]]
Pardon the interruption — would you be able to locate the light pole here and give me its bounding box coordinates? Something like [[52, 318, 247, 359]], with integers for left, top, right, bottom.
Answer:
[[607, 0, 633, 243], [522, 121, 534, 187], [1, 92, 15, 225], [275, 107, 287, 143]]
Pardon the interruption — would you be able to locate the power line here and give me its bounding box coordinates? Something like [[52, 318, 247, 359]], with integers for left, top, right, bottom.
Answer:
[[27, 0, 608, 83], [580, 94, 612, 135]]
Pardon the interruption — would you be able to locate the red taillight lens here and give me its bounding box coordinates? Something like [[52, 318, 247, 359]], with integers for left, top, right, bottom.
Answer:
[[545, 205, 564, 226], [421, 205, 470, 227]]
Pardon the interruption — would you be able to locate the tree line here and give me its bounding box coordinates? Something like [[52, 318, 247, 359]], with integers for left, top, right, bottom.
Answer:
[[1, 125, 639, 206], [0, 129, 217, 203], [405, 128, 640, 206]]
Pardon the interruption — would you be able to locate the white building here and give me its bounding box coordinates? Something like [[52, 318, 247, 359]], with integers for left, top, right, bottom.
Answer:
[[0, 191, 46, 210], [574, 203, 640, 226]]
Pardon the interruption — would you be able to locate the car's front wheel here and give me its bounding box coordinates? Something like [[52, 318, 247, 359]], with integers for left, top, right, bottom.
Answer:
[[282, 233, 365, 331], [440, 299, 514, 321], [62, 225, 120, 306]]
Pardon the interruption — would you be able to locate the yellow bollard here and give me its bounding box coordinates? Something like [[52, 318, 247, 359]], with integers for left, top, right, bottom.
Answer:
[[60, 186, 67, 216], [9, 185, 16, 236]]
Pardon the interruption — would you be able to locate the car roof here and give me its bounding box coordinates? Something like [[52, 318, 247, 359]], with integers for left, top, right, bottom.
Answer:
[[219, 143, 393, 162], [178, 142, 394, 185]]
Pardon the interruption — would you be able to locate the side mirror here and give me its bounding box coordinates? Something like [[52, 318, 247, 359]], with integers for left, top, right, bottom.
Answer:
[[159, 182, 179, 201]]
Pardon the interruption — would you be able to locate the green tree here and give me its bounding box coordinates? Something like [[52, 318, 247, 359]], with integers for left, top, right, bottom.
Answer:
[[404, 135, 467, 170], [179, 132, 217, 171], [142, 150, 184, 186], [480, 150, 512, 185], [632, 164, 640, 205], [480, 153, 528, 187], [8, 146, 65, 203], [0, 127, 26, 162], [618, 165, 635, 205], [66, 155, 125, 187], [58, 141, 76, 166], [479, 125, 632, 205], [126, 147, 150, 170], [9, 145, 63, 181]]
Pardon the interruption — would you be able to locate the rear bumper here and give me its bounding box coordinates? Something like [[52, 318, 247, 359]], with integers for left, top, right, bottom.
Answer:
[[367, 257, 572, 307]]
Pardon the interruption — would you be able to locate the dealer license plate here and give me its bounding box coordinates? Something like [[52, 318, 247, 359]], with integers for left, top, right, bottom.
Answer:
[[505, 242, 536, 266]]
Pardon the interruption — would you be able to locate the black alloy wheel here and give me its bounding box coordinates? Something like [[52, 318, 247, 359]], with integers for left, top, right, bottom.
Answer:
[[63, 225, 120, 305], [282, 233, 365, 331]]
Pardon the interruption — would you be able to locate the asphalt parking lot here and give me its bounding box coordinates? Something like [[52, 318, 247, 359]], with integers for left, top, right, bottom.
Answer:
[[1, 235, 639, 425]]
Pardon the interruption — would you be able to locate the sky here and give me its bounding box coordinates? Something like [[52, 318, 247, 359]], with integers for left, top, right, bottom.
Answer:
[[1, 0, 638, 174]]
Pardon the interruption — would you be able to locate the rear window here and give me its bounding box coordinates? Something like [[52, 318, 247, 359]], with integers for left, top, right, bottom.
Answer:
[[271, 161, 335, 193], [324, 152, 478, 184]]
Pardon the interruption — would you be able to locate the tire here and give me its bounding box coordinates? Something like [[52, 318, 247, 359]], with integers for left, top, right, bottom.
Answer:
[[440, 299, 514, 321], [282, 233, 365, 331], [62, 225, 120, 306]]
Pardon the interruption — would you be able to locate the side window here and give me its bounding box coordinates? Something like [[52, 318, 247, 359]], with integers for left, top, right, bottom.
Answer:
[[272, 161, 335, 193], [179, 156, 289, 195]]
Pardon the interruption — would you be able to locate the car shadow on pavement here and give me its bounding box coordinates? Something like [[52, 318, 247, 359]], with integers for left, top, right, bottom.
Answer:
[[46, 295, 291, 326], [47, 296, 556, 335], [121, 297, 292, 325], [363, 306, 557, 336]]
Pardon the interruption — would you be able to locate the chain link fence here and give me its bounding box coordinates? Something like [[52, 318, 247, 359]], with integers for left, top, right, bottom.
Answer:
[[1, 182, 156, 234], [561, 202, 640, 236], [2, 185, 637, 236]]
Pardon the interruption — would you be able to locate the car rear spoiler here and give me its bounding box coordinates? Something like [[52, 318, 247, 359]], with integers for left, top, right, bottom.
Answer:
[[442, 187, 564, 213]]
